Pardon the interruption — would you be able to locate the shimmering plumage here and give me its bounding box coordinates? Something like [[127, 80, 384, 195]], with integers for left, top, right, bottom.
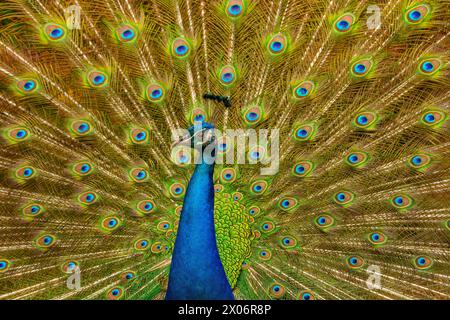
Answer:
[[0, 0, 449, 300]]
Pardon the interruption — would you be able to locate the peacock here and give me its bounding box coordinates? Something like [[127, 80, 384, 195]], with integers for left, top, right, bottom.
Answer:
[[0, 0, 449, 300]]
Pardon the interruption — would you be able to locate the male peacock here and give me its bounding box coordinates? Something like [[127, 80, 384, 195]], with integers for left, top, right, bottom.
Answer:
[[0, 0, 449, 300]]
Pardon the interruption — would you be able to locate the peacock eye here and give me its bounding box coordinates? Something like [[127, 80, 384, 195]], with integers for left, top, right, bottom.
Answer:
[[334, 191, 355, 206], [134, 238, 150, 251], [413, 256, 433, 270], [418, 59, 441, 75], [267, 33, 287, 55], [269, 283, 285, 298], [333, 13, 355, 33], [405, 4, 430, 24], [280, 235, 297, 249], [260, 221, 275, 233], [351, 59, 373, 77], [368, 231, 387, 246], [314, 214, 335, 230], [116, 25, 137, 42], [172, 38, 191, 58], [293, 81, 315, 99], [0, 259, 11, 273], [87, 71, 108, 88], [226, 0, 245, 18], [107, 287, 124, 300], [35, 234, 56, 249], [157, 221, 172, 232], [258, 249, 272, 260], [299, 290, 315, 300], [17, 79, 38, 94], [278, 197, 298, 211], [100, 216, 121, 232], [346, 255, 364, 269], [250, 180, 268, 195], [77, 191, 98, 205], [219, 65, 237, 86], [44, 23, 66, 41]]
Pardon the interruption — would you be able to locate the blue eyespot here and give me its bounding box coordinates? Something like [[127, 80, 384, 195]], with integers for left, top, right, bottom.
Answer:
[[122, 29, 135, 40], [144, 203, 153, 210], [412, 156, 422, 165], [424, 113, 435, 123], [23, 81, 36, 91], [408, 10, 421, 21], [174, 187, 182, 194], [15, 130, 26, 138], [281, 200, 290, 208], [151, 89, 162, 99], [221, 72, 234, 83], [78, 123, 89, 133], [251, 151, 260, 159], [371, 233, 380, 241], [270, 41, 283, 52], [246, 112, 259, 121], [23, 168, 33, 177], [93, 75, 105, 85], [43, 236, 52, 245], [136, 170, 147, 180], [417, 257, 426, 266], [136, 131, 146, 141], [394, 196, 404, 205], [337, 20, 350, 31], [302, 293, 311, 300], [422, 62, 434, 72], [296, 129, 308, 138], [354, 63, 366, 74], [283, 237, 290, 245], [357, 115, 368, 125], [254, 185, 262, 191], [228, 4, 242, 16], [0, 261, 7, 269], [175, 45, 188, 55], [318, 217, 326, 225], [50, 28, 63, 39], [263, 223, 269, 230], [296, 87, 308, 97], [194, 114, 205, 122], [85, 193, 95, 202], [31, 205, 40, 214], [108, 219, 117, 227], [80, 164, 90, 173], [336, 192, 346, 201], [140, 240, 148, 247], [348, 154, 358, 163], [295, 165, 305, 174]]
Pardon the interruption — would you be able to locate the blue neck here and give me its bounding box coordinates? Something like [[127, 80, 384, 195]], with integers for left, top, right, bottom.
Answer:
[[166, 161, 234, 300]]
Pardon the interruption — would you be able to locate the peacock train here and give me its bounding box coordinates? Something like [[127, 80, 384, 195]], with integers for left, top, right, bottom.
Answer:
[[0, 0, 449, 300]]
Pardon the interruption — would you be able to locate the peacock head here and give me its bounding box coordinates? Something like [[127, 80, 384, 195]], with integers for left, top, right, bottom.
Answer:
[[173, 121, 218, 165], [175, 121, 216, 148]]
